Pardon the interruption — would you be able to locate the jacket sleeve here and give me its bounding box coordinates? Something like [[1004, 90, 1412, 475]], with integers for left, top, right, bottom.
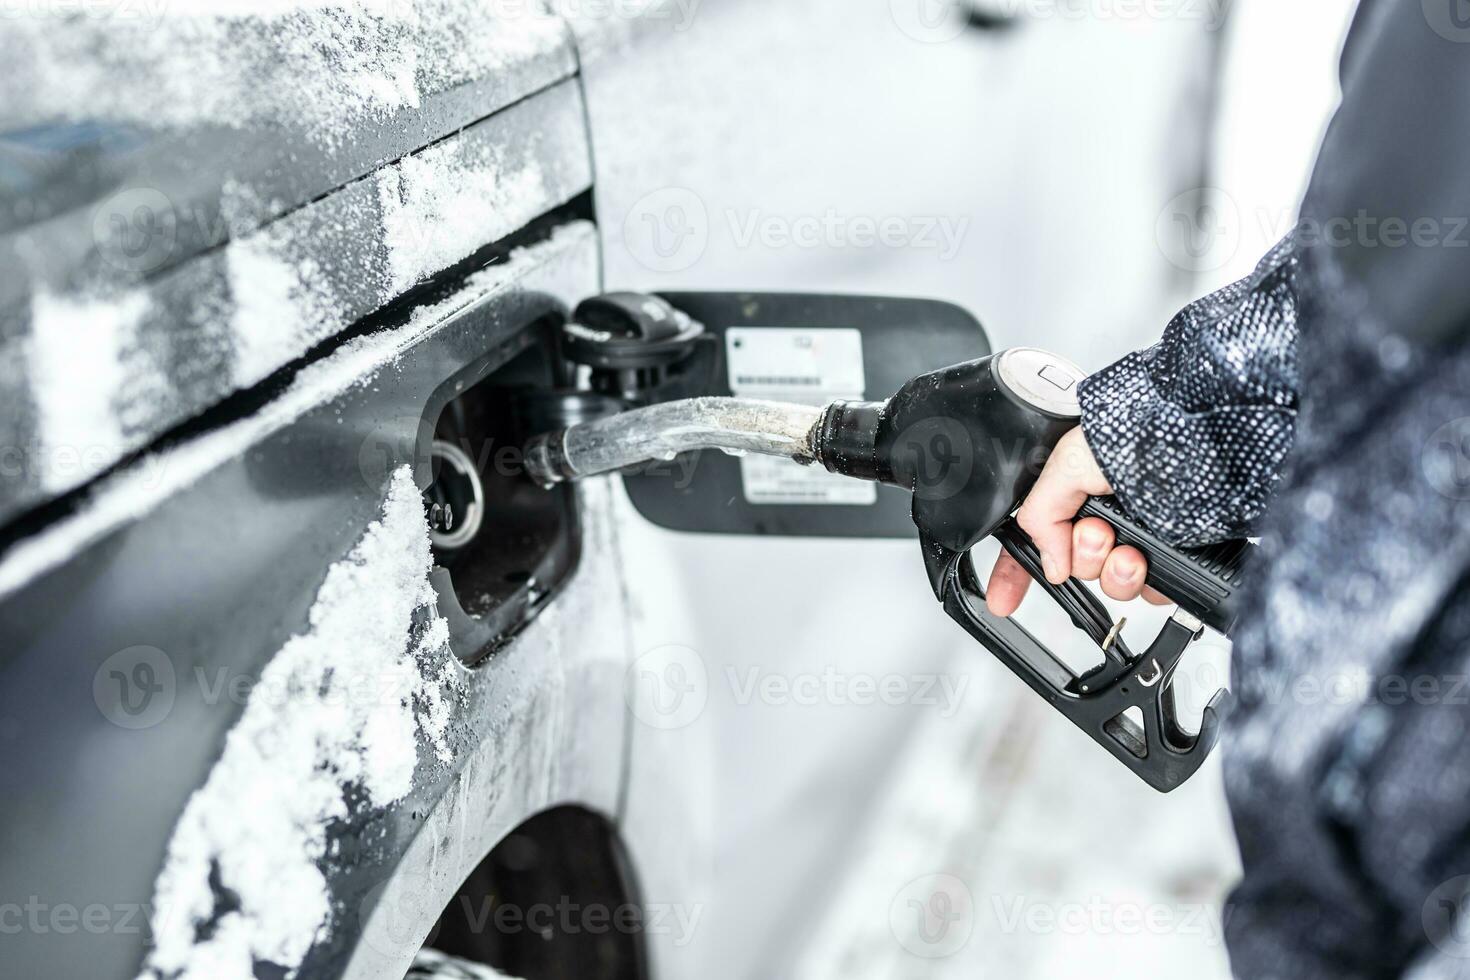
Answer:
[[1076, 237, 1300, 548]]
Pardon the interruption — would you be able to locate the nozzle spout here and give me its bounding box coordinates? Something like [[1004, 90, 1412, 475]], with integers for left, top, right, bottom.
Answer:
[[524, 397, 825, 488]]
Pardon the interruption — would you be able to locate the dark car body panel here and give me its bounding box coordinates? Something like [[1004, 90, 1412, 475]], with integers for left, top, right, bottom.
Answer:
[[0, 220, 627, 979], [0, 10, 587, 527]]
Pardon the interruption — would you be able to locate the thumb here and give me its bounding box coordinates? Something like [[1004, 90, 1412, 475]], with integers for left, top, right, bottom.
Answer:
[[1014, 427, 1112, 584]]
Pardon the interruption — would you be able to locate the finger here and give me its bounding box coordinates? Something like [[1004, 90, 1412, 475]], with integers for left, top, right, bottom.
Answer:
[[1070, 517, 1115, 582], [1016, 429, 1111, 585], [1100, 546, 1148, 602], [985, 549, 1033, 617], [1143, 586, 1172, 606], [1015, 466, 1090, 586]]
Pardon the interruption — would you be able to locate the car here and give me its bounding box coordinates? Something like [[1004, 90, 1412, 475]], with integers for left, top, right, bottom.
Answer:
[[0, 2, 1221, 977]]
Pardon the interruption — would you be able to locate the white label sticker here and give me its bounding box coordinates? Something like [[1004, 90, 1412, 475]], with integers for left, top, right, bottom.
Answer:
[[726, 327, 877, 506]]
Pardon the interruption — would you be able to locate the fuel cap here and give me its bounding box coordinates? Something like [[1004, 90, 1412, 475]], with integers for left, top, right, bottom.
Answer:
[[562, 292, 706, 369]]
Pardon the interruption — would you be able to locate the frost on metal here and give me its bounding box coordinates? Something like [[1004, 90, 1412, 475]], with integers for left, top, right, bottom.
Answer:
[[0, 0, 570, 148], [378, 135, 550, 298], [0, 220, 597, 604], [4, 88, 589, 516], [226, 227, 344, 390], [225, 83, 584, 383], [26, 289, 152, 492], [1, 0, 590, 527], [556, 397, 822, 482], [140, 466, 460, 980]]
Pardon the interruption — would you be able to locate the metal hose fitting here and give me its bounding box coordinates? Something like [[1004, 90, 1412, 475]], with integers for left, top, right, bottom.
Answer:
[[524, 397, 825, 487]]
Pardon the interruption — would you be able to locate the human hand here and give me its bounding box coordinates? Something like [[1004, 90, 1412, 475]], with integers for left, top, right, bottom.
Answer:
[[984, 426, 1169, 617]]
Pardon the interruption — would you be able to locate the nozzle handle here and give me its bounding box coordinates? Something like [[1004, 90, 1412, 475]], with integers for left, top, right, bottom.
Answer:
[[1078, 496, 1255, 637], [921, 532, 1232, 793]]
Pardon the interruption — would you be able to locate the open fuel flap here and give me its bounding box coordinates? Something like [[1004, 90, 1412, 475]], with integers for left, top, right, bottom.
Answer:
[[431, 289, 986, 653], [546, 291, 990, 539]]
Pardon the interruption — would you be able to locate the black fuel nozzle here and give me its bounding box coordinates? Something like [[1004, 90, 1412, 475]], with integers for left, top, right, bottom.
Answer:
[[814, 349, 1081, 555], [519, 334, 1251, 792], [815, 349, 1250, 792]]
